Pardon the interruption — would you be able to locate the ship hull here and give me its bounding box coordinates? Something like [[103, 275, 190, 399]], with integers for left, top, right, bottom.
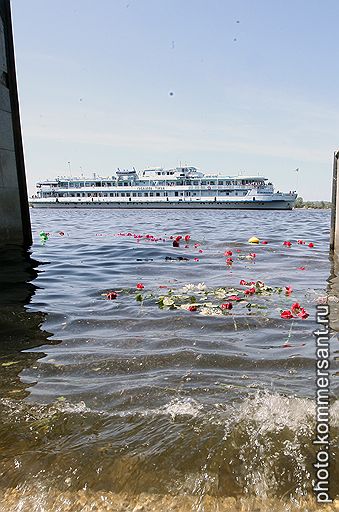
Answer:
[[30, 199, 295, 210]]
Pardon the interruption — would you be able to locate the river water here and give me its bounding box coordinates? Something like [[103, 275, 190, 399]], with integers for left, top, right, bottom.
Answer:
[[0, 208, 338, 511]]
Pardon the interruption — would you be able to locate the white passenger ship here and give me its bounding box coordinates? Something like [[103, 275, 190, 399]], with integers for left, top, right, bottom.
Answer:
[[30, 166, 297, 209]]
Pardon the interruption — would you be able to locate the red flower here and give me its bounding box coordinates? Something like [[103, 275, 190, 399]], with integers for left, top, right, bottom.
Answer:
[[106, 291, 118, 300], [244, 287, 256, 295], [283, 241, 292, 247], [175, 235, 182, 242], [199, 249, 203, 253], [224, 250, 233, 256], [297, 239, 304, 245], [184, 235, 190, 242], [58, 231, 65, 236], [194, 257, 199, 262], [226, 257, 233, 264], [308, 242, 314, 248], [249, 253, 256, 258], [240, 279, 247, 285], [184, 245, 189, 248], [261, 240, 268, 244], [236, 249, 242, 252], [291, 302, 301, 314], [297, 308, 309, 320], [194, 243, 200, 248], [285, 286, 293, 295], [221, 302, 233, 310], [281, 310, 293, 319], [188, 305, 197, 312], [228, 295, 242, 301], [297, 266, 306, 271], [136, 283, 144, 289]]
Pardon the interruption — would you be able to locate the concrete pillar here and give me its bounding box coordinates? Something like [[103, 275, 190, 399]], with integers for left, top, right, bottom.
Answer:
[[0, 0, 31, 246], [330, 151, 339, 254]]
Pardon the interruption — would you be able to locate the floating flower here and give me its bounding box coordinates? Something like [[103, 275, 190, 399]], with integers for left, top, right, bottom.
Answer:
[[285, 286, 293, 295], [297, 239, 304, 245], [58, 231, 65, 236], [215, 288, 227, 299], [261, 240, 268, 244], [249, 253, 256, 258], [297, 267, 306, 271], [196, 282, 207, 291], [184, 235, 190, 242], [163, 297, 175, 306], [244, 287, 256, 295], [297, 308, 309, 320], [224, 250, 233, 256], [283, 241, 292, 247], [308, 242, 314, 248], [226, 257, 233, 264], [106, 291, 118, 300], [199, 249, 203, 253], [228, 295, 242, 301], [136, 283, 144, 289], [182, 283, 195, 293], [281, 310, 293, 319], [194, 243, 200, 248], [194, 258, 199, 262], [291, 302, 301, 314], [188, 305, 197, 312], [239, 279, 248, 286], [221, 302, 233, 310]]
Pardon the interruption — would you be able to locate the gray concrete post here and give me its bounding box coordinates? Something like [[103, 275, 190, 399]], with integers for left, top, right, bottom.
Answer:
[[0, 0, 31, 246], [330, 151, 339, 254]]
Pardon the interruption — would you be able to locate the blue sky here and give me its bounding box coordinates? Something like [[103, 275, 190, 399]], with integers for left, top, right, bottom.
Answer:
[[11, 0, 339, 199]]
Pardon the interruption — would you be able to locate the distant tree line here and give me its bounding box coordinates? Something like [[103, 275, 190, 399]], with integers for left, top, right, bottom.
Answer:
[[294, 197, 332, 209]]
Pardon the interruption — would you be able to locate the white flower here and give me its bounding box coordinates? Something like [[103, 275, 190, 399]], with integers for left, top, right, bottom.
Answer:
[[163, 297, 175, 306], [196, 282, 207, 291], [182, 284, 195, 293], [214, 288, 227, 299]]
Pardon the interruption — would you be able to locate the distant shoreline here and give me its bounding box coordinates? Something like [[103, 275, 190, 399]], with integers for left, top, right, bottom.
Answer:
[[295, 199, 332, 209]]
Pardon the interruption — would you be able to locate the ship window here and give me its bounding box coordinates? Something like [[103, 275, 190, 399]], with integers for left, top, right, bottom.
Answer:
[[126, 193, 130, 197], [210, 181, 215, 185], [110, 193, 114, 197], [138, 193, 142, 197], [219, 181, 223, 185], [156, 192, 160, 196], [175, 192, 178, 196], [121, 193, 125, 197], [150, 192, 154, 197], [144, 192, 148, 197]]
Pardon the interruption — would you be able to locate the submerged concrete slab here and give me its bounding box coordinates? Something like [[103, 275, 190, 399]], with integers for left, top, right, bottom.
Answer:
[[0, 0, 31, 246]]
